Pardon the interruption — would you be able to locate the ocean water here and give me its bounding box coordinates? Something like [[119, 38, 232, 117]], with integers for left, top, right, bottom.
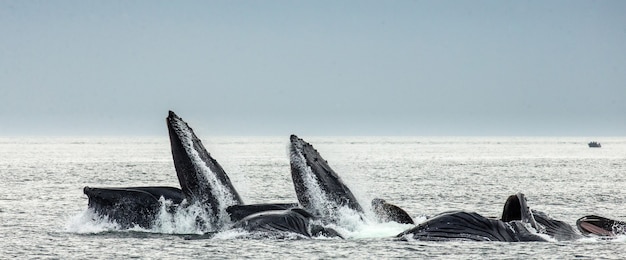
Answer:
[[1, 136, 626, 259]]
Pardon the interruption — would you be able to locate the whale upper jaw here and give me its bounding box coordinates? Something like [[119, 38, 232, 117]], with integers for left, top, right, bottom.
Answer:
[[288, 134, 363, 220], [166, 111, 243, 214]]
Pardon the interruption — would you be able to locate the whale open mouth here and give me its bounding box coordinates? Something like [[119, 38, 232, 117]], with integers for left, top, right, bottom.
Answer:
[[501, 193, 539, 231], [576, 215, 626, 236]]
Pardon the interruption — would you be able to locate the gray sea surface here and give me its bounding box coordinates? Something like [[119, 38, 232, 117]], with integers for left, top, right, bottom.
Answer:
[[1, 136, 625, 259]]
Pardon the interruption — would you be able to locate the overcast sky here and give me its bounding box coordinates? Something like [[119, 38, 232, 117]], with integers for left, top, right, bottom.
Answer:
[[1, 1, 624, 136]]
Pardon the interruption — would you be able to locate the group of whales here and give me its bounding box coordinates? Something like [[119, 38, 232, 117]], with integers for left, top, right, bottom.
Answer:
[[83, 111, 625, 241]]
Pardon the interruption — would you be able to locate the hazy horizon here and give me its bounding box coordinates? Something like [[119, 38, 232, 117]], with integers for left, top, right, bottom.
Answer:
[[2, 1, 624, 137]]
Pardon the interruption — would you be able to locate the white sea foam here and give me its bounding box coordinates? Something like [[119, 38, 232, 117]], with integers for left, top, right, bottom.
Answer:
[[325, 212, 416, 239], [66, 198, 224, 235], [152, 198, 207, 234], [64, 208, 122, 233], [212, 228, 249, 239]]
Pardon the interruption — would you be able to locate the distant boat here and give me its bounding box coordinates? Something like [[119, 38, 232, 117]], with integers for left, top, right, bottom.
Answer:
[[588, 141, 601, 148]]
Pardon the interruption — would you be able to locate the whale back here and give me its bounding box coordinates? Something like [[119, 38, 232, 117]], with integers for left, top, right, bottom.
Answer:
[[396, 210, 548, 242], [533, 210, 582, 241], [232, 207, 343, 239]]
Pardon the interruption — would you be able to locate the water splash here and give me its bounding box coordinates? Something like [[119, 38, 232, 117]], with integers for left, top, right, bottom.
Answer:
[[66, 198, 224, 235], [328, 212, 418, 239], [64, 208, 122, 233], [152, 198, 207, 234], [213, 228, 309, 240]]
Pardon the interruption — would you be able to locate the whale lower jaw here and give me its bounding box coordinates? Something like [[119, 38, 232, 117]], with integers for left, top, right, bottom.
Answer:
[[83, 186, 185, 228]]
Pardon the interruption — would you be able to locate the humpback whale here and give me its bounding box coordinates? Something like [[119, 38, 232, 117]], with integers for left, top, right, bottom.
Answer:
[[83, 111, 244, 230], [397, 193, 584, 242], [289, 135, 417, 225], [397, 210, 547, 242], [232, 207, 343, 239], [501, 193, 581, 241], [397, 193, 546, 242]]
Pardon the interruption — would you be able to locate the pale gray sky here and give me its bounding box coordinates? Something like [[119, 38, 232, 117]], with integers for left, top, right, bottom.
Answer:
[[1, 1, 624, 136]]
